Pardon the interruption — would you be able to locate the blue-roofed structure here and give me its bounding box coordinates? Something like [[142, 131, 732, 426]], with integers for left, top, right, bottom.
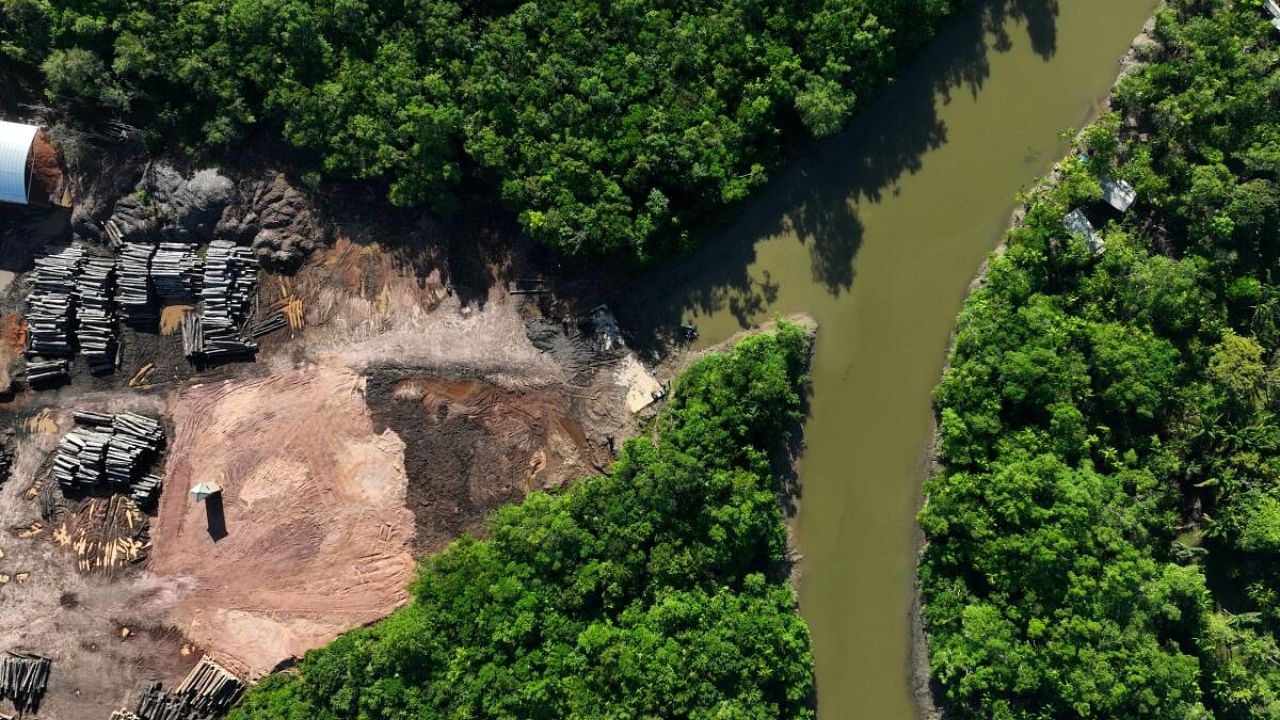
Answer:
[[0, 120, 39, 205]]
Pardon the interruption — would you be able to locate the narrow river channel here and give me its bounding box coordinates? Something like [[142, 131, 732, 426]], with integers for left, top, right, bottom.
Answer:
[[616, 0, 1158, 717]]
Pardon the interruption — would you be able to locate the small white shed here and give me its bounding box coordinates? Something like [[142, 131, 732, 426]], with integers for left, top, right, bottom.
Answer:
[[0, 121, 40, 205]]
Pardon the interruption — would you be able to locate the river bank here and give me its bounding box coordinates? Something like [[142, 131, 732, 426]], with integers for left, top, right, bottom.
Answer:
[[908, 13, 1164, 719]]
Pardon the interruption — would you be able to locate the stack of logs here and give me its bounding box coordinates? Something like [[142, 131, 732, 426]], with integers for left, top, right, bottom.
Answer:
[[0, 429, 14, 487], [54, 411, 164, 495], [25, 245, 83, 385], [117, 243, 156, 326], [131, 657, 243, 720], [150, 244, 200, 303], [76, 258, 118, 374], [0, 652, 51, 714], [184, 240, 258, 361]]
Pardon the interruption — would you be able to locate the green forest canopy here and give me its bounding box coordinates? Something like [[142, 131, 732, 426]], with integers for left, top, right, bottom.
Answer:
[[921, 1, 1280, 718], [0, 0, 961, 257], [229, 322, 815, 719]]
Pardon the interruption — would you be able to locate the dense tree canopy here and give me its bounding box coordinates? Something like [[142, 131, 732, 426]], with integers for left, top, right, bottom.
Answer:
[[229, 323, 815, 719], [2, 0, 960, 257], [921, 2, 1280, 718]]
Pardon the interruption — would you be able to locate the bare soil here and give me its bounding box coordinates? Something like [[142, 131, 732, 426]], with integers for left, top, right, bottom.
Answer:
[[148, 367, 417, 677], [0, 402, 195, 720]]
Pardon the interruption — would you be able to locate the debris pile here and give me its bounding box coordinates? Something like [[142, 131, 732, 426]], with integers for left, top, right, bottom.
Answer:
[[0, 652, 51, 713], [54, 411, 165, 493], [131, 657, 243, 720], [76, 257, 119, 374], [117, 242, 157, 325], [51, 493, 151, 571]]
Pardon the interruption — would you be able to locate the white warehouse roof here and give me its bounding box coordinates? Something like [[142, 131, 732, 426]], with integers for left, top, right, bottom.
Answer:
[[0, 120, 39, 205]]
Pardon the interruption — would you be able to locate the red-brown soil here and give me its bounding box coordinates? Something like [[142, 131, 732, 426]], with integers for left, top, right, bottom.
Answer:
[[148, 367, 416, 676]]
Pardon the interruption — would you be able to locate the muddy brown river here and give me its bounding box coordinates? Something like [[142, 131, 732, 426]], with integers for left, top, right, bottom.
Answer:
[[618, 1, 1159, 717]]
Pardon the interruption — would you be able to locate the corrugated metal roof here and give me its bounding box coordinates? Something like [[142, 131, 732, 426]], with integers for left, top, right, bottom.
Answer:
[[0, 121, 39, 205]]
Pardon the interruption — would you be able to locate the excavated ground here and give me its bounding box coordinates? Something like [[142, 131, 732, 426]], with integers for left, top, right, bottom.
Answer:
[[365, 369, 606, 554]]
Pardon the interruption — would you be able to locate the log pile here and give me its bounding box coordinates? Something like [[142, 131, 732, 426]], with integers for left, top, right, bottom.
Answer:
[[132, 657, 243, 720], [187, 240, 258, 361], [0, 652, 51, 713], [150, 243, 200, 303], [54, 411, 164, 494], [110, 711, 142, 720], [76, 257, 118, 374], [25, 359, 69, 387], [117, 242, 156, 325], [0, 429, 14, 487], [25, 244, 83, 358]]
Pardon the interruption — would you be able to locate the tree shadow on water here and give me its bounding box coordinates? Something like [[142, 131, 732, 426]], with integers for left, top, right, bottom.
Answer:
[[609, 0, 1062, 356]]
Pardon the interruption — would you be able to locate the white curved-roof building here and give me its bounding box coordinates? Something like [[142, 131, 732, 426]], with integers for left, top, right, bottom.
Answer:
[[0, 120, 40, 205]]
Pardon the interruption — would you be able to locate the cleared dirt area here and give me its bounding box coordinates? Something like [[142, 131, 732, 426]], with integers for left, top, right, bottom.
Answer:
[[0, 402, 196, 720], [149, 367, 416, 676]]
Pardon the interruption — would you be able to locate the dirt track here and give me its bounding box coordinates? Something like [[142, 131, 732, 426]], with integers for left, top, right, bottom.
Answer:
[[149, 367, 416, 676]]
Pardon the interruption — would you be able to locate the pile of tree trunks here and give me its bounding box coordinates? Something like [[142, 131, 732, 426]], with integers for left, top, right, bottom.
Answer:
[[24, 359, 69, 387], [132, 657, 243, 720], [130, 474, 163, 508], [25, 245, 83, 379], [150, 243, 200, 303], [109, 711, 142, 720], [54, 411, 165, 494], [187, 240, 258, 361], [0, 429, 14, 487], [117, 243, 156, 326], [76, 257, 119, 374], [0, 652, 51, 713]]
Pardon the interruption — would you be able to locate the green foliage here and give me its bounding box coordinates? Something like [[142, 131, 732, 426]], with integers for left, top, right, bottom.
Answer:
[[14, 0, 961, 257], [922, 2, 1280, 717], [230, 322, 815, 719]]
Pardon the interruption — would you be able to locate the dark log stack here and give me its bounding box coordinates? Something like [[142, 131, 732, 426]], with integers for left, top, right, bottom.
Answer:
[[132, 657, 243, 720], [24, 359, 69, 386], [0, 429, 13, 487], [76, 258, 119, 374], [150, 244, 200, 303], [117, 243, 156, 325], [25, 245, 83, 374], [188, 240, 258, 361], [55, 412, 164, 495], [0, 652, 51, 714]]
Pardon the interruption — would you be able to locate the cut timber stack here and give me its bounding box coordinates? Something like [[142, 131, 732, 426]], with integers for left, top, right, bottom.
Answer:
[[0, 429, 14, 487], [55, 411, 164, 495], [0, 652, 51, 713], [109, 711, 142, 720], [76, 257, 118, 374], [150, 243, 200, 303], [190, 240, 258, 361], [175, 656, 244, 716], [133, 657, 243, 720], [117, 242, 156, 325], [24, 359, 69, 387], [25, 245, 83, 386]]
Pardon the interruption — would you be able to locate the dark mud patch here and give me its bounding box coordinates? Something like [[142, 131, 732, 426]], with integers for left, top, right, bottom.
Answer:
[[364, 368, 604, 554]]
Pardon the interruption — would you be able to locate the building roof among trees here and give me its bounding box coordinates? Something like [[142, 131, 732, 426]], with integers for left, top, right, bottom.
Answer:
[[0, 121, 38, 205]]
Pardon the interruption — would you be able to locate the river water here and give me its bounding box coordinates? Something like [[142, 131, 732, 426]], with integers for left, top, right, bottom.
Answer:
[[616, 0, 1158, 717]]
